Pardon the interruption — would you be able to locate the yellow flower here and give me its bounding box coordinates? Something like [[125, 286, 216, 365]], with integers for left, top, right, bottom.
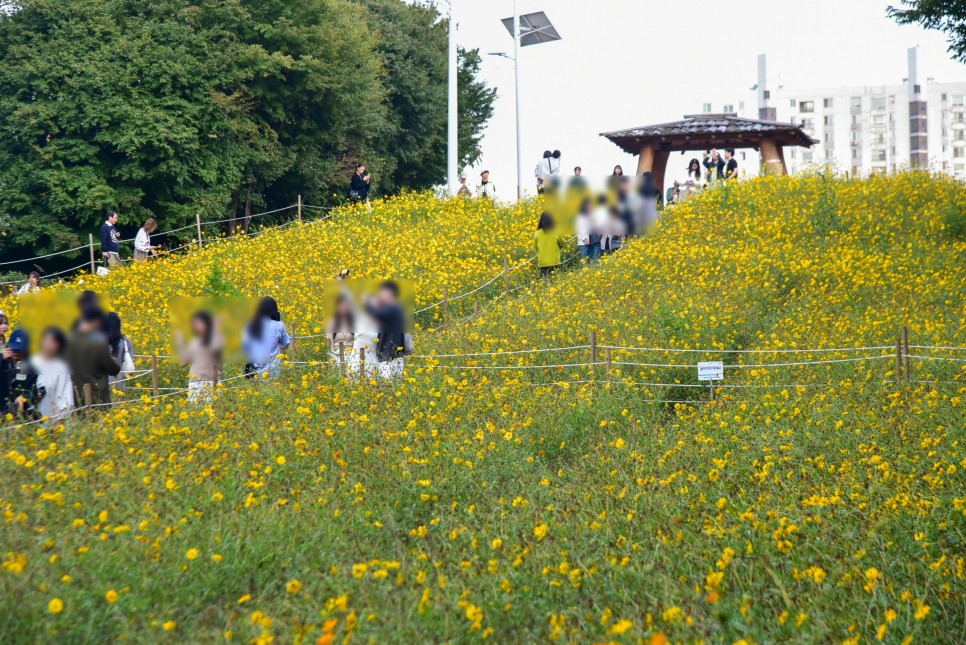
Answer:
[[609, 619, 633, 635], [162, 621, 176, 631], [534, 523, 548, 540], [48, 598, 64, 614], [286, 578, 302, 594], [185, 548, 199, 560]]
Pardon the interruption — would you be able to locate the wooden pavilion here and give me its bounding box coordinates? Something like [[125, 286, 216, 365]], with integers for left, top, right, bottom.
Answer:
[[600, 113, 818, 193]]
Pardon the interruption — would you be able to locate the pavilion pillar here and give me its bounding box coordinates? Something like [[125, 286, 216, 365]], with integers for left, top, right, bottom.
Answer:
[[636, 143, 654, 176], [776, 145, 788, 175], [652, 150, 670, 197], [759, 137, 783, 175]]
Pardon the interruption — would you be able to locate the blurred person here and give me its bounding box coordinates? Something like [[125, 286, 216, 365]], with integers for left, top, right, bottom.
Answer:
[[476, 170, 496, 199], [326, 292, 355, 362], [534, 212, 566, 277], [640, 172, 661, 228], [348, 163, 371, 206], [573, 166, 582, 177], [535, 150, 553, 194], [66, 306, 120, 406], [242, 296, 292, 379], [71, 290, 102, 332], [703, 150, 725, 183], [457, 173, 472, 198], [364, 280, 407, 379], [16, 271, 41, 295], [575, 199, 601, 263], [106, 312, 135, 392], [100, 210, 121, 267], [1, 329, 41, 419], [603, 207, 627, 254], [175, 310, 222, 403], [612, 165, 624, 177], [30, 327, 74, 420], [134, 218, 158, 261], [724, 148, 739, 181], [687, 158, 703, 183], [666, 181, 681, 206], [0, 311, 9, 355]]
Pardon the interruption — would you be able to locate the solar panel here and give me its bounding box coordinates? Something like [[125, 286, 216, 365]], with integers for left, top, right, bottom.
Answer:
[[500, 12, 561, 47]]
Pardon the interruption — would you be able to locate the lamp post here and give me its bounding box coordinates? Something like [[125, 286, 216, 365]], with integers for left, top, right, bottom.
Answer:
[[447, 0, 458, 196], [488, 51, 521, 201], [495, 6, 561, 201]]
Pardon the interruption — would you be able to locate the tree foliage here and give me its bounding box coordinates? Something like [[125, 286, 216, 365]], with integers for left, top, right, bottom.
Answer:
[[0, 0, 495, 257], [888, 0, 966, 63]]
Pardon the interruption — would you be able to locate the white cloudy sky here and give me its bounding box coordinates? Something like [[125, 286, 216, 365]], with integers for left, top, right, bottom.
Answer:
[[445, 0, 966, 193]]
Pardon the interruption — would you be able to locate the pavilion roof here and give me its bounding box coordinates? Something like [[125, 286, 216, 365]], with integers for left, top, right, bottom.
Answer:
[[600, 113, 818, 155]]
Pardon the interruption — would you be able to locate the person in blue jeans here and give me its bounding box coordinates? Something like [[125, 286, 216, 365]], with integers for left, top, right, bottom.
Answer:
[[575, 199, 601, 263]]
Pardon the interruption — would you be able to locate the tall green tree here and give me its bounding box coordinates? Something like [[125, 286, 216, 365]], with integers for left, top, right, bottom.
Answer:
[[0, 0, 495, 259], [889, 1, 966, 62], [358, 0, 496, 192]]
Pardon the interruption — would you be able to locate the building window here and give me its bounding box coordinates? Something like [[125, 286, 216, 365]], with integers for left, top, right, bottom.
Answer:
[[850, 131, 861, 143], [871, 97, 886, 110], [802, 151, 813, 163], [953, 95, 965, 106], [826, 149, 835, 161], [763, 90, 771, 100], [800, 100, 815, 113], [790, 99, 797, 108], [873, 149, 887, 162], [702, 102, 712, 113], [851, 96, 862, 107], [824, 133, 834, 144], [852, 149, 860, 160], [873, 133, 885, 145], [956, 163, 966, 173], [824, 115, 834, 126], [957, 130, 966, 141], [954, 146, 965, 158], [824, 98, 834, 109], [872, 114, 886, 125], [724, 104, 734, 113]]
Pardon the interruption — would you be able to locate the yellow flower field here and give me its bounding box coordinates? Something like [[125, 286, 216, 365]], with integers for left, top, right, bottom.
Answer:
[[1, 173, 964, 644]]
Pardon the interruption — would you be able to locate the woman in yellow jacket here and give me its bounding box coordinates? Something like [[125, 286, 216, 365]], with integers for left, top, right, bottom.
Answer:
[[534, 212, 567, 277]]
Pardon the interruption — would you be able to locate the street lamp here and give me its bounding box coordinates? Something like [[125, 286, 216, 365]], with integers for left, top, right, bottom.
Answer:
[[495, 5, 561, 201], [444, 0, 458, 196]]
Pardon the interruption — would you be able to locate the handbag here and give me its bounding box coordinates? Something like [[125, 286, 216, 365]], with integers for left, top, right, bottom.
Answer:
[[403, 333, 415, 356], [121, 343, 136, 373]]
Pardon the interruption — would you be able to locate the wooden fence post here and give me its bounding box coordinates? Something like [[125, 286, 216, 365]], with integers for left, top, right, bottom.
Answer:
[[590, 329, 598, 379], [195, 213, 203, 249], [503, 256, 510, 295], [151, 354, 160, 397], [895, 335, 903, 381], [443, 286, 449, 323], [474, 302, 479, 318], [359, 347, 366, 382], [88, 233, 96, 274], [901, 325, 910, 380], [83, 383, 92, 408], [605, 347, 612, 376], [339, 345, 346, 379], [297, 194, 302, 223]]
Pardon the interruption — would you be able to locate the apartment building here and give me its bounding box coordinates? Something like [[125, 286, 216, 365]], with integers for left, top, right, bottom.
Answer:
[[700, 48, 966, 177]]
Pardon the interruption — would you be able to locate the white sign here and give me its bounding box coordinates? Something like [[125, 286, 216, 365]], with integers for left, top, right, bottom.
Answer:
[[697, 361, 724, 382]]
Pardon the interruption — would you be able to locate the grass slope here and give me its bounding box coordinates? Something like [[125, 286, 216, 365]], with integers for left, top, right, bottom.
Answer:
[[1, 173, 965, 644]]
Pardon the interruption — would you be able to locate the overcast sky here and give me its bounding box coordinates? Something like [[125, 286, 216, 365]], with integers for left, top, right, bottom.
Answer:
[[446, 0, 966, 193]]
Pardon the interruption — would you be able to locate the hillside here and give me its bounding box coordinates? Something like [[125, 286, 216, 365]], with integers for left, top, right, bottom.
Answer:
[[1, 173, 965, 643]]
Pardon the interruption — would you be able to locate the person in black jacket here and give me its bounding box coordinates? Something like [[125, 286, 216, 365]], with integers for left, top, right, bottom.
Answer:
[[100, 210, 121, 267], [365, 281, 406, 363], [1, 329, 41, 420], [348, 163, 371, 205]]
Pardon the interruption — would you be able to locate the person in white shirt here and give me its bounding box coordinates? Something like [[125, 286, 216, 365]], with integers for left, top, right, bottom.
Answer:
[[30, 327, 74, 420], [134, 218, 158, 261], [476, 170, 496, 199], [576, 199, 601, 263], [16, 271, 41, 296]]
